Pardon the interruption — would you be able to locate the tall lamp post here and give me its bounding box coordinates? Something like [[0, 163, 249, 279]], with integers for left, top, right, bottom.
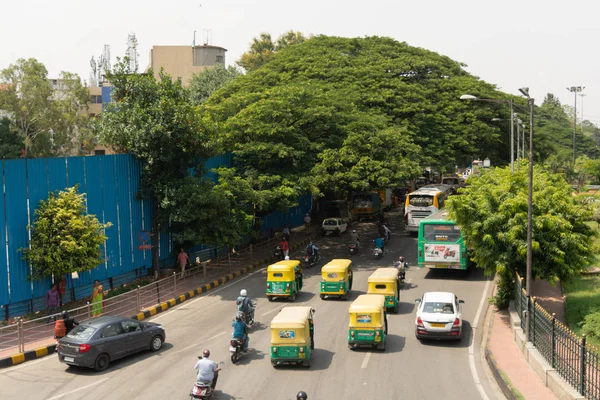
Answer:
[[461, 95, 515, 172], [567, 86, 584, 164], [519, 87, 534, 342]]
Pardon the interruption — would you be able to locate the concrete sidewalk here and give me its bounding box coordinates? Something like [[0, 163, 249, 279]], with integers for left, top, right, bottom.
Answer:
[[485, 280, 584, 400]]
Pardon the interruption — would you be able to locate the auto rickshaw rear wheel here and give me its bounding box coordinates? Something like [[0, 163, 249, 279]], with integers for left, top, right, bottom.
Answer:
[[289, 293, 296, 301], [271, 360, 278, 368], [320, 294, 325, 300], [268, 296, 274, 302], [377, 342, 386, 352], [303, 359, 311, 368]]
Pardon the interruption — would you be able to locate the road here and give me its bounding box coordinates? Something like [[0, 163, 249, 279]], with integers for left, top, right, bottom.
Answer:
[[0, 212, 502, 400]]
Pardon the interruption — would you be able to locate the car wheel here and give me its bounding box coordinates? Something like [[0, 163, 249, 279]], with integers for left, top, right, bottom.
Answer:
[[335, 229, 340, 237], [150, 335, 163, 352], [94, 353, 110, 372]]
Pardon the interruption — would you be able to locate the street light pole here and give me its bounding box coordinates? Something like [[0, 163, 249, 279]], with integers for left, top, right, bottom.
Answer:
[[516, 118, 520, 170], [567, 86, 585, 164], [510, 100, 514, 172], [519, 87, 534, 343]]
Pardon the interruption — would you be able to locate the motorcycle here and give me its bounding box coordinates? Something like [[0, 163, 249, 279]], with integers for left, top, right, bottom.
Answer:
[[349, 242, 358, 255], [444, 248, 456, 259], [229, 337, 247, 364], [191, 361, 224, 399], [274, 245, 284, 260], [237, 301, 257, 327], [373, 247, 383, 259], [304, 252, 319, 268]]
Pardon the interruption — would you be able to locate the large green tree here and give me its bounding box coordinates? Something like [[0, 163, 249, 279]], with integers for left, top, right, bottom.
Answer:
[[236, 30, 309, 72], [188, 64, 242, 105], [202, 35, 508, 219], [0, 117, 24, 159], [21, 186, 110, 280], [0, 59, 91, 157], [447, 165, 595, 306], [95, 63, 245, 272]]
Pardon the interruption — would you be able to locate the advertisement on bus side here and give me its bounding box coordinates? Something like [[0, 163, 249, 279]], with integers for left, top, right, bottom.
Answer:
[[424, 244, 460, 263]]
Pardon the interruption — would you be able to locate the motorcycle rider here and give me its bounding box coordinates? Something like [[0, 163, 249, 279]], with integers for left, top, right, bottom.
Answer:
[[349, 230, 360, 250], [306, 242, 319, 260], [231, 315, 249, 352], [373, 236, 385, 254], [236, 289, 255, 324], [297, 391, 308, 400], [194, 349, 221, 390], [279, 237, 289, 259], [61, 311, 79, 335], [394, 256, 408, 281]]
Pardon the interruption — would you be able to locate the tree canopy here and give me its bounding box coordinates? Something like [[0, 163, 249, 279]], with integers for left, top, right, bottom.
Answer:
[[0, 117, 24, 159], [202, 35, 509, 217], [21, 186, 110, 280], [447, 165, 595, 305], [236, 31, 309, 72], [188, 64, 242, 106], [0, 58, 92, 157]]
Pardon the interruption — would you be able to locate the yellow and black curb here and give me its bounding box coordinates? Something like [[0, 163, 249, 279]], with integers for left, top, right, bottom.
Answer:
[[0, 235, 316, 368]]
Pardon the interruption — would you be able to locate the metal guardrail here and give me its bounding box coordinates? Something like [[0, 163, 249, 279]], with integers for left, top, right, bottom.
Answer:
[[514, 274, 600, 399]]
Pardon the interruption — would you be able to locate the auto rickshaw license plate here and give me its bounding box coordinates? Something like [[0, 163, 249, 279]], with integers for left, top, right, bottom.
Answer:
[[430, 323, 446, 328]]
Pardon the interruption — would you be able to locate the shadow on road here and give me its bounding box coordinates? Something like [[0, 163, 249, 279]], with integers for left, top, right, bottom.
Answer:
[[424, 268, 490, 282], [415, 320, 472, 349], [211, 390, 236, 400], [234, 349, 266, 366], [63, 343, 175, 375], [396, 301, 415, 315], [271, 348, 335, 371]]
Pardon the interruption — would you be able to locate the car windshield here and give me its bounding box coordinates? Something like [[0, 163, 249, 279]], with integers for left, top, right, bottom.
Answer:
[[324, 220, 337, 226], [66, 325, 97, 340], [423, 302, 455, 314]]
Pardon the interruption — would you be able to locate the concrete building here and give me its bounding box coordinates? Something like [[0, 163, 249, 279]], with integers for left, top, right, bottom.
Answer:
[[146, 44, 227, 86]]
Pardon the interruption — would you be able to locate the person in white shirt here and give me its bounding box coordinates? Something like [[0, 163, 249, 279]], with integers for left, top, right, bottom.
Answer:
[[194, 349, 221, 389]]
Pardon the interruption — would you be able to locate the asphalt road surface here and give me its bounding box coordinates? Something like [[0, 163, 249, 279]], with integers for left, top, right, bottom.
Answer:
[[0, 212, 502, 400]]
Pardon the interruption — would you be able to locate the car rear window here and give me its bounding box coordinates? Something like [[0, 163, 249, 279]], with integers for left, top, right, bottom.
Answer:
[[66, 325, 97, 340], [423, 302, 454, 314]]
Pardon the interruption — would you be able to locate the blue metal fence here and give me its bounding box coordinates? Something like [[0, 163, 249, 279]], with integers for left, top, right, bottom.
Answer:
[[0, 153, 311, 320]]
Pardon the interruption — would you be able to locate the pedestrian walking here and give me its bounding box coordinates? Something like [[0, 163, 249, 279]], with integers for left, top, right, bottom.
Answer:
[[304, 214, 311, 235], [91, 280, 104, 317], [46, 284, 60, 323], [279, 238, 289, 258], [178, 248, 191, 279], [282, 224, 291, 242]]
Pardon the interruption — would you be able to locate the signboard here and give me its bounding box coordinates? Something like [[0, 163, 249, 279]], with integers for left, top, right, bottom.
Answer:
[[279, 330, 295, 339], [137, 244, 152, 250], [424, 244, 460, 263], [137, 230, 151, 243], [356, 314, 372, 323]]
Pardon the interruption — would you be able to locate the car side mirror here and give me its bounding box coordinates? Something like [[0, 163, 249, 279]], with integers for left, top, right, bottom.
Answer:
[[415, 299, 421, 303], [459, 300, 465, 304]]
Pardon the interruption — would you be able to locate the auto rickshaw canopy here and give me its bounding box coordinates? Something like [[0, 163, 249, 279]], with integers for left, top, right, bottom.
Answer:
[[367, 268, 398, 283], [267, 261, 300, 281], [348, 295, 385, 327], [321, 259, 352, 280], [270, 306, 314, 345]]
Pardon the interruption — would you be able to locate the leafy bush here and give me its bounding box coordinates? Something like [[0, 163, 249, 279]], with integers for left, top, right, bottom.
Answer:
[[491, 266, 513, 309], [580, 309, 600, 341]]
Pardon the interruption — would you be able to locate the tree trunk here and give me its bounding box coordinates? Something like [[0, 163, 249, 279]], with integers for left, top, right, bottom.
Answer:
[[152, 201, 160, 278]]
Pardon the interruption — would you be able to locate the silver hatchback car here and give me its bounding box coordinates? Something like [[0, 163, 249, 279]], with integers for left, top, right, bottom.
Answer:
[[57, 315, 166, 371], [415, 292, 464, 341]]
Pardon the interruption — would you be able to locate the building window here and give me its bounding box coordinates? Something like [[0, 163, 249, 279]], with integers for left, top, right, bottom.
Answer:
[[216, 55, 224, 63], [90, 95, 102, 104], [94, 150, 106, 156]]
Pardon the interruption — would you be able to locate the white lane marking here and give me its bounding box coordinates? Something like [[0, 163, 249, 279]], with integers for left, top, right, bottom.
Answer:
[[469, 278, 492, 400], [172, 331, 226, 356], [152, 268, 265, 322], [262, 305, 285, 316], [46, 378, 109, 400], [360, 352, 371, 369]]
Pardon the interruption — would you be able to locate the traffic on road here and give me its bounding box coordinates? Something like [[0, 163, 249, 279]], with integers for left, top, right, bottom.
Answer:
[[0, 211, 498, 400]]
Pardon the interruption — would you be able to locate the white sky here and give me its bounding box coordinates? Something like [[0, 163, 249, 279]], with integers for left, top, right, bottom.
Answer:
[[2, 0, 599, 124]]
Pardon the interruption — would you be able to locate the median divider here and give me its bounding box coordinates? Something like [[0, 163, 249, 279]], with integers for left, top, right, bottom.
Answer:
[[0, 236, 315, 368]]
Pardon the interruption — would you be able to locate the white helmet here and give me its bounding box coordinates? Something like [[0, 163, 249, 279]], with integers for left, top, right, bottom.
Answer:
[[240, 289, 247, 297], [352, 230, 356, 233], [285, 256, 290, 260]]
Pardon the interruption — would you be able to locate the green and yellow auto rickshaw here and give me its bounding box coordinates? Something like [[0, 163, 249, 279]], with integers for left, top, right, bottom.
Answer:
[[348, 294, 388, 351], [270, 306, 315, 368], [266, 260, 303, 302], [320, 259, 353, 300], [367, 267, 400, 313]]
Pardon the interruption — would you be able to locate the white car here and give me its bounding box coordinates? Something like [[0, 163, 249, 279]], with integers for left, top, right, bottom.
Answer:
[[321, 218, 348, 236], [415, 292, 464, 341]]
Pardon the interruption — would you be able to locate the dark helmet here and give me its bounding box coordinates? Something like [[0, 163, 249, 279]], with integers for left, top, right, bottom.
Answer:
[[399, 256, 404, 262], [61, 310, 69, 319], [202, 349, 210, 358], [296, 391, 308, 400]]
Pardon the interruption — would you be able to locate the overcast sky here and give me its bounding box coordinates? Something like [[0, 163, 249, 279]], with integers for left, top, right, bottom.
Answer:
[[2, 0, 598, 124]]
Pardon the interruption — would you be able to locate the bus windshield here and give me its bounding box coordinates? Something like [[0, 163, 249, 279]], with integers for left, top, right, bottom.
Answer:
[[409, 195, 434, 207], [423, 224, 461, 242]]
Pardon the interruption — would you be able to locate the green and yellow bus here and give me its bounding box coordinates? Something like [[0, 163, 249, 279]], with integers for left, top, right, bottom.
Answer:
[[417, 210, 470, 270]]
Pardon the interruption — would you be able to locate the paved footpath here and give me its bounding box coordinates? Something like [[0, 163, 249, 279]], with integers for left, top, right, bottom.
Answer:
[[486, 279, 567, 400]]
